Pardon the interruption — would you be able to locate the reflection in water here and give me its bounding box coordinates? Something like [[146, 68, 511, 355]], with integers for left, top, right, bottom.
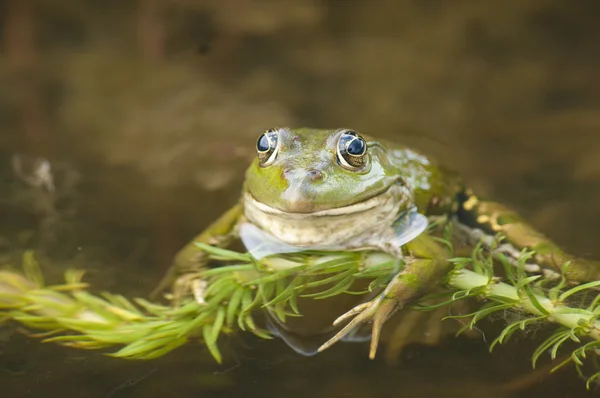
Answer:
[[1, 1, 600, 397]]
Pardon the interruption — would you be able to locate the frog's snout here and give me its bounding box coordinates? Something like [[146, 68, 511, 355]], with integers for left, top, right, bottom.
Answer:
[[283, 168, 325, 184]]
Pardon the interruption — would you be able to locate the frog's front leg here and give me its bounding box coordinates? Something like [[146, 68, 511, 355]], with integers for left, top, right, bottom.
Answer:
[[152, 203, 244, 301], [318, 233, 450, 359], [456, 191, 600, 283]]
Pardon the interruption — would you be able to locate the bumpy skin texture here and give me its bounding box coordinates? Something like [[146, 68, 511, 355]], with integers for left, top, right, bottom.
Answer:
[[155, 127, 600, 355]]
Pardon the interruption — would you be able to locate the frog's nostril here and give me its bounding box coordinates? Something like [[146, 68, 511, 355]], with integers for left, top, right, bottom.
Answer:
[[307, 169, 323, 182]]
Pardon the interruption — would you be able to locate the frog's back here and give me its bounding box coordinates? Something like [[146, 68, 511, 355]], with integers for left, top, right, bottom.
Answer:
[[371, 136, 464, 217]]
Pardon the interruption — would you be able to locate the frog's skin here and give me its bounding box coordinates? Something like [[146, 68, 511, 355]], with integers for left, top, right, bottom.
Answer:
[[155, 127, 600, 358]]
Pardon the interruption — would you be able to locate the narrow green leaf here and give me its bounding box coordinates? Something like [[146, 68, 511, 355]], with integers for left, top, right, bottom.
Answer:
[[200, 264, 255, 277], [301, 275, 354, 299], [559, 280, 600, 303], [300, 268, 354, 290], [532, 329, 570, 368], [203, 324, 222, 363], [139, 337, 188, 360], [209, 307, 226, 346], [490, 321, 522, 351], [226, 286, 245, 327], [550, 334, 573, 360]]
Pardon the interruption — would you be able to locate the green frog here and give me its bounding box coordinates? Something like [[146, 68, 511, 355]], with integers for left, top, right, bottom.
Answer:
[[155, 127, 600, 358]]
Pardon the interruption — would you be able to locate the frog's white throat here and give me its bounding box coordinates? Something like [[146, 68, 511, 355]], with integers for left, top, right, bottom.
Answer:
[[242, 184, 412, 249]]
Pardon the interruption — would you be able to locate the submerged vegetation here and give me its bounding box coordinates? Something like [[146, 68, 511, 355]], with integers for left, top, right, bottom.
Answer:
[[2, 227, 600, 388]]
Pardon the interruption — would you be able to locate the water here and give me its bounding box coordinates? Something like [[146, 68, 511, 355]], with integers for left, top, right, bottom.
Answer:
[[1, 1, 600, 396]]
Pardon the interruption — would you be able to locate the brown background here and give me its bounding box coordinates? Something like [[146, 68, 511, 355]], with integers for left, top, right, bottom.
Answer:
[[1, 1, 600, 397]]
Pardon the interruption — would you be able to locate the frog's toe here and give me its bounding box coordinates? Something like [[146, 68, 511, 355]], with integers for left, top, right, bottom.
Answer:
[[168, 273, 205, 306], [318, 294, 399, 359], [191, 278, 208, 304]]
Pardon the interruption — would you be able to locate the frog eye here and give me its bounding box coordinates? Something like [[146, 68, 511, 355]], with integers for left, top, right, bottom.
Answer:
[[256, 128, 280, 166], [336, 130, 367, 170]]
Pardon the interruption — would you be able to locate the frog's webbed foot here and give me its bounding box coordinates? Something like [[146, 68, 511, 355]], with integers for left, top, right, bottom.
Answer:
[[318, 234, 450, 359], [318, 291, 400, 359], [316, 241, 409, 358], [318, 271, 412, 359]]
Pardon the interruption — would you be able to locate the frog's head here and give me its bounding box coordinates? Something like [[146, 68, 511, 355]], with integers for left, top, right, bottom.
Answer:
[[244, 127, 408, 213]]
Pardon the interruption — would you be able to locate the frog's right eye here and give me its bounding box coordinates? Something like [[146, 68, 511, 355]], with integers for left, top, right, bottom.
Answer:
[[256, 128, 279, 166]]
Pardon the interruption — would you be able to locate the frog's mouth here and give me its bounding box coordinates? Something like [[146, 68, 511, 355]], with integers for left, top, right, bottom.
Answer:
[[240, 184, 427, 259], [243, 187, 396, 219], [241, 184, 412, 249]]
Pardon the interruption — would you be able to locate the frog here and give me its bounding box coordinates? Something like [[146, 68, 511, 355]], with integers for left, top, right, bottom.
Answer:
[[154, 127, 600, 359]]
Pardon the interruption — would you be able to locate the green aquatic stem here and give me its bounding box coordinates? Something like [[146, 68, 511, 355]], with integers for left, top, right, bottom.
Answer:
[[450, 268, 600, 339], [2, 238, 600, 387], [0, 249, 398, 363], [445, 246, 600, 387]]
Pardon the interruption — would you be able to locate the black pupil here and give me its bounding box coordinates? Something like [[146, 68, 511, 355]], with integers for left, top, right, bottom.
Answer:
[[257, 134, 271, 152], [347, 137, 365, 155]]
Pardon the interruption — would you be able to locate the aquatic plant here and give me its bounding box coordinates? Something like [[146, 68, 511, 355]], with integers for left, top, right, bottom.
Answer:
[[1, 231, 600, 388]]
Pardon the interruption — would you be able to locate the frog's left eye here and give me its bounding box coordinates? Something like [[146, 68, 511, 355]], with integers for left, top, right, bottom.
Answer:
[[336, 130, 367, 170], [256, 128, 280, 166]]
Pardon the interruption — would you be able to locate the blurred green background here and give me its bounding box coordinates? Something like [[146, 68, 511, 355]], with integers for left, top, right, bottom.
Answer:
[[1, 0, 600, 397]]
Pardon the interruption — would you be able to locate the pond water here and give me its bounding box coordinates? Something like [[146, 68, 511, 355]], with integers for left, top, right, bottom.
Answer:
[[1, 1, 600, 397]]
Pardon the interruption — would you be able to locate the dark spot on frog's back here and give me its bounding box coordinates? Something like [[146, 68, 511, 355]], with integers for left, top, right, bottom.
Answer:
[[496, 213, 521, 226]]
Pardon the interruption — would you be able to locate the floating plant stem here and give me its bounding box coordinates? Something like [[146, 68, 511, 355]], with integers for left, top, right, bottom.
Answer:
[[1, 233, 600, 388]]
